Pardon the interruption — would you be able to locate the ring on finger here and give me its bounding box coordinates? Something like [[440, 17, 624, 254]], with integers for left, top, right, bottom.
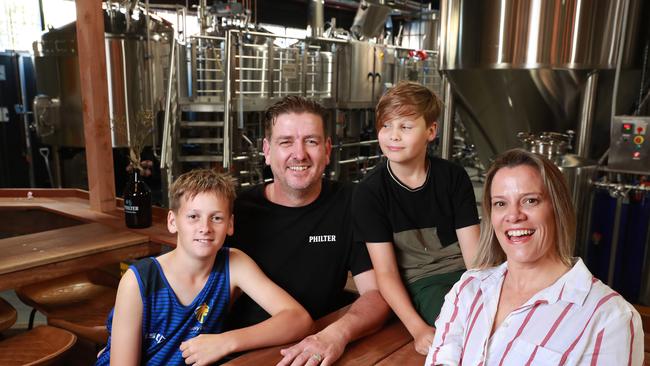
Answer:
[[310, 353, 323, 363]]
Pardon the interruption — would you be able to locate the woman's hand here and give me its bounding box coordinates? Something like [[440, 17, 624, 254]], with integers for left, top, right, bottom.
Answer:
[[413, 325, 435, 355], [180, 333, 235, 366]]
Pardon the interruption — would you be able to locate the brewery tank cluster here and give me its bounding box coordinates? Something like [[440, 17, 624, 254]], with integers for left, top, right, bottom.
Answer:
[[15, 0, 650, 303], [439, 0, 650, 304], [31, 2, 174, 191], [160, 0, 451, 190]]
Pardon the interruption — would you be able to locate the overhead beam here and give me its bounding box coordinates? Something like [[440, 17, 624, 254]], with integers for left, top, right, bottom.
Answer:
[[75, 0, 116, 212]]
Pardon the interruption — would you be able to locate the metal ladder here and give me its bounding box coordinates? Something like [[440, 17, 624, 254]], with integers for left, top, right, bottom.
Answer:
[[163, 35, 228, 175]]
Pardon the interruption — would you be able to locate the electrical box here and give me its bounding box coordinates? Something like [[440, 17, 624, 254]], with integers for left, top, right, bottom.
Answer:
[[609, 116, 650, 174]]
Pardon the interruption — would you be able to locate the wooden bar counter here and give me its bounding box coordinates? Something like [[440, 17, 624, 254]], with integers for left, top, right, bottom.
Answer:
[[0, 189, 171, 291]]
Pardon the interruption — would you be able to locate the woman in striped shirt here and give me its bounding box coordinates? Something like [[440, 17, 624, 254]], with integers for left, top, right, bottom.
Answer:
[[426, 149, 643, 366]]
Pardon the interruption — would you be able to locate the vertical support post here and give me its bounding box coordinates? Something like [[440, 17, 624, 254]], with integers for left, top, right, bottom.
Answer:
[[576, 72, 598, 158], [75, 0, 116, 212], [223, 30, 232, 169], [440, 75, 454, 160]]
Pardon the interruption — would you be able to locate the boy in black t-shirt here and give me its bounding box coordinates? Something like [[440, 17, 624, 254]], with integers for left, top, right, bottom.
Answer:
[[352, 81, 480, 355]]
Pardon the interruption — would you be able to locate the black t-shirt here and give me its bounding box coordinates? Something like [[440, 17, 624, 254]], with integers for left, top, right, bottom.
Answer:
[[352, 157, 479, 283], [225, 179, 373, 328]]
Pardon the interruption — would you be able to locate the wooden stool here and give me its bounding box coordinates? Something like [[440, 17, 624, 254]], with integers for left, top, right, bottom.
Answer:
[[0, 325, 76, 366], [15, 270, 119, 344], [0, 297, 17, 333]]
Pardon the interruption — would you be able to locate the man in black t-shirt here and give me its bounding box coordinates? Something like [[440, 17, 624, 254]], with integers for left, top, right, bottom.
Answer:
[[225, 96, 390, 366]]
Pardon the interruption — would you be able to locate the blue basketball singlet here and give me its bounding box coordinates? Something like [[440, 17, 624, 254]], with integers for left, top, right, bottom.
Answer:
[[96, 248, 230, 365]]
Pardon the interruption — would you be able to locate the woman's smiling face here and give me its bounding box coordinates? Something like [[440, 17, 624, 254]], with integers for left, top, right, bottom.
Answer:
[[490, 164, 558, 269]]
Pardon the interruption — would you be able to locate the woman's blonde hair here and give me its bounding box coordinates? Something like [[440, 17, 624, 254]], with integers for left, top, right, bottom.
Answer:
[[473, 149, 576, 268]]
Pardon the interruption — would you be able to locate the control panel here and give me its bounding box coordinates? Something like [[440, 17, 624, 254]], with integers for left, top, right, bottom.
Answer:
[[609, 116, 650, 174]]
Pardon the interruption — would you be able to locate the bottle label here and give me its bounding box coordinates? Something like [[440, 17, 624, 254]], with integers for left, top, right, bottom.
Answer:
[[125, 205, 140, 213], [125, 199, 140, 213]]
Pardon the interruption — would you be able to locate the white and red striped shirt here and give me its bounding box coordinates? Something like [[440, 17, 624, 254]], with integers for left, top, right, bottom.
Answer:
[[425, 258, 643, 366]]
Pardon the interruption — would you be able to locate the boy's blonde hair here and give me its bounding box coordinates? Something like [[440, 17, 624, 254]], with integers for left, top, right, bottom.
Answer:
[[375, 81, 443, 132], [169, 169, 237, 214]]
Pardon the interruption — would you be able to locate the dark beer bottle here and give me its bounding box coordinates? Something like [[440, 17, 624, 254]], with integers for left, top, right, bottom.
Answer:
[[123, 170, 152, 228]]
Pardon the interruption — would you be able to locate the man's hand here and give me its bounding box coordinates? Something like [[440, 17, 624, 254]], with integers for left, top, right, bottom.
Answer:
[[180, 334, 234, 366], [413, 326, 435, 355], [276, 332, 345, 366]]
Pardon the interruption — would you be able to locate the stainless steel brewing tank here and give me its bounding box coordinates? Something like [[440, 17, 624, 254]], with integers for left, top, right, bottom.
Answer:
[[32, 22, 84, 147], [337, 40, 384, 108], [32, 12, 173, 148], [105, 32, 171, 147], [439, 0, 643, 164]]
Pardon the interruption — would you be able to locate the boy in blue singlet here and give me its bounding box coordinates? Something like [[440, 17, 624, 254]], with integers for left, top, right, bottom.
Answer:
[[97, 169, 313, 366]]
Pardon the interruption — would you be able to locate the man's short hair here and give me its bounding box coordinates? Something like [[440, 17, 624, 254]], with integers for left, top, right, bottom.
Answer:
[[169, 169, 237, 214], [375, 81, 442, 132], [264, 96, 328, 138]]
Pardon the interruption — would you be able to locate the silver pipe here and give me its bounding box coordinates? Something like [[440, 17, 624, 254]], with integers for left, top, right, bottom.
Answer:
[[232, 152, 264, 161], [308, 0, 324, 38], [238, 34, 245, 129], [440, 75, 454, 159], [607, 195, 625, 286], [338, 155, 382, 165], [592, 181, 650, 192], [121, 39, 132, 143], [315, 36, 348, 44], [161, 36, 177, 169], [145, 0, 157, 158], [199, 0, 208, 35], [145, 0, 153, 105], [610, 0, 631, 122], [18, 55, 35, 187], [223, 30, 232, 169], [637, 90, 650, 113], [107, 0, 114, 29], [191, 35, 227, 41], [635, 41, 649, 115], [334, 139, 378, 148], [576, 72, 599, 158], [179, 6, 187, 44]]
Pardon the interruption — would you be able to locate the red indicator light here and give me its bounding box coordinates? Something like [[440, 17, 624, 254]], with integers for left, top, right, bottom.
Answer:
[[624, 123, 632, 129], [633, 151, 641, 158], [639, 127, 645, 134]]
